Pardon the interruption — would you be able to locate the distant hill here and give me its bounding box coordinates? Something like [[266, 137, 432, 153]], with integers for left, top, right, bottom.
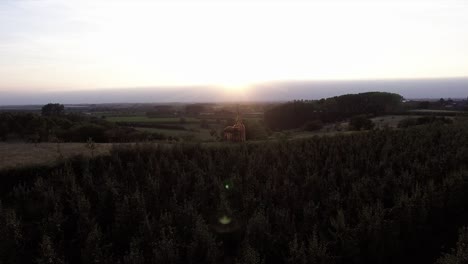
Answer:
[[1, 77, 467, 105]]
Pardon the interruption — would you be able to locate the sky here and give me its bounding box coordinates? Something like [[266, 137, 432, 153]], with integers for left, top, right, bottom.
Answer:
[[0, 0, 467, 103]]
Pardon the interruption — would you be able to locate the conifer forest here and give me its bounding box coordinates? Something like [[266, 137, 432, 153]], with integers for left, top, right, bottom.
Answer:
[[1, 120, 468, 264]]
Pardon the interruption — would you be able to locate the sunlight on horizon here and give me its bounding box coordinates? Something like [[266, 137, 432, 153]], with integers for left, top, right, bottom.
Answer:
[[217, 83, 252, 101], [1, 0, 467, 92]]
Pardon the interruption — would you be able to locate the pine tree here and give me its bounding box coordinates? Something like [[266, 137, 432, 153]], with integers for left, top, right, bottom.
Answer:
[[37, 234, 63, 264], [81, 224, 105, 264]]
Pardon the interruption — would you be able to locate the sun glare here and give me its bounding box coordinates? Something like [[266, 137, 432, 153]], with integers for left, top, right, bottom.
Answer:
[[1, 1, 467, 92], [221, 83, 247, 93], [218, 81, 252, 99]]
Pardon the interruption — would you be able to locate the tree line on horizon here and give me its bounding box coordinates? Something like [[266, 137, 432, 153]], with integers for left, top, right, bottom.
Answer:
[[264, 92, 404, 130], [0, 104, 171, 143]]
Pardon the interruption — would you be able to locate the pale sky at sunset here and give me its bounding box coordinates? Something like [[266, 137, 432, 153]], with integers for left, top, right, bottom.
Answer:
[[1, 0, 467, 98]]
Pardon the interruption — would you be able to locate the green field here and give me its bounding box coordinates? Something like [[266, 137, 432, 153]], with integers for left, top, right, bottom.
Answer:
[[106, 116, 199, 123], [106, 115, 229, 141], [134, 127, 216, 141]]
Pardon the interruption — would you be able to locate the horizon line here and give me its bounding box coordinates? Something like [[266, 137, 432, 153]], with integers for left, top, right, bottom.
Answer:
[[2, 75, 468, 93]]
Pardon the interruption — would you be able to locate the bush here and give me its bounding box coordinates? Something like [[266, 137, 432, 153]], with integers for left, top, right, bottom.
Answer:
[[398, 118, 419, 128], [244, 120, 268, 140], [398, 116, 453, 129], [349, 115, 375, 131], [62, 124, 108, 142], [436, 227, 468, 264], [302, 120, 323, 131]]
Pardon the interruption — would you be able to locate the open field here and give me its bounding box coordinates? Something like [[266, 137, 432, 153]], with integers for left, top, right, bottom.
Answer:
[[106, 116, 199, 123], [106, 114, 262, 123], [134, 127, 216, 141], [0, 142, 113, 170], [105, 114, 226, 141]]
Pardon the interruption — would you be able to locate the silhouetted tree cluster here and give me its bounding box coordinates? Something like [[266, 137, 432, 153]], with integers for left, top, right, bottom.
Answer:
[[406, 98, 468, 111], [0, 112, 166, 143], [41, 103, 65, 117], [185, 104, 214, 116], [0, 121, 468, 263], [265, 92, 403, 130], [418, 101, 431, 109]]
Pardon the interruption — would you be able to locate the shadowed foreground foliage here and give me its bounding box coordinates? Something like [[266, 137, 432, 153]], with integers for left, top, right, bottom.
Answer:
[[1, 122, 468, 264]]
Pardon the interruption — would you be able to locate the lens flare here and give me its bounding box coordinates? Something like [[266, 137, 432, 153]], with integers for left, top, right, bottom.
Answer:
[[219, 215, 232, 225]]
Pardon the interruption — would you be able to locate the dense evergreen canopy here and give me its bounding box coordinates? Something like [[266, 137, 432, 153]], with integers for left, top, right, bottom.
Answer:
[[265, 92, 403, 130], [1, 120, 467, 264]]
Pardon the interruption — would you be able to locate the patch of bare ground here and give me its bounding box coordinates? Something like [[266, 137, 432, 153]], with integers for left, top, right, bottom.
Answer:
[[0, 142, 113, 170]]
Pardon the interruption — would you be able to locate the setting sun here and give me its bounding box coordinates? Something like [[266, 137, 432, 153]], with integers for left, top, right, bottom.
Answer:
[[217, 82, 252, 101]]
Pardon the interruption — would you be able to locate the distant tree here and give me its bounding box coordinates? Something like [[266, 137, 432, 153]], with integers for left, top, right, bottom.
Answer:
[[0, 113, 11, 141], [41, 103, 64, 116], [185, 104, 206, 116], [265, 92, 403, 130], [418, 101, 430, 109], [349, 115, 374, 131]]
